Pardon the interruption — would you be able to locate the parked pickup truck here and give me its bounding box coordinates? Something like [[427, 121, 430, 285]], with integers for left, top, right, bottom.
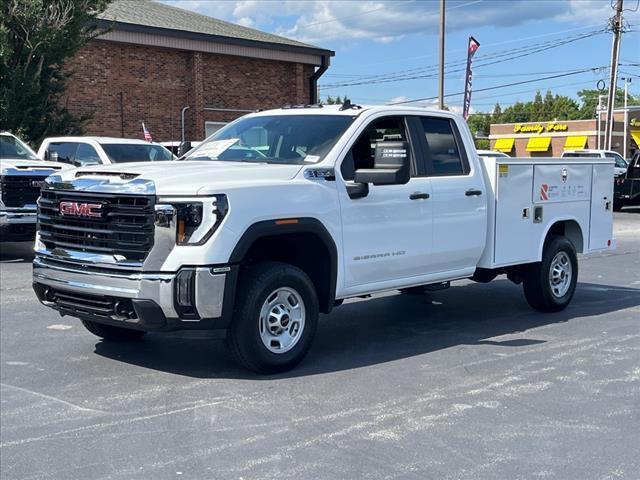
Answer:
[[1, 132, 70, 242], [37, 137, 175, 167], [614, 150, 640, 210], [32, 105, 615, 373]]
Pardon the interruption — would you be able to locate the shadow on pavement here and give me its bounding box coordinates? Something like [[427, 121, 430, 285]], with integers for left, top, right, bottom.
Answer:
[[0, 242, 35, 263], [93, 279, 640, 379]]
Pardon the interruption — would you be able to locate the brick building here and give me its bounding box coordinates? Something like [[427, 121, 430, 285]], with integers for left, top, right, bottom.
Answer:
[[489, 106, 640, 159], [62, 0, 333, 142]]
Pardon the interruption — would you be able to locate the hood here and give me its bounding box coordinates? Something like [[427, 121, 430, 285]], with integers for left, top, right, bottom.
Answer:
[[45, 160, 304, 195], [1, 158, 70, 173]]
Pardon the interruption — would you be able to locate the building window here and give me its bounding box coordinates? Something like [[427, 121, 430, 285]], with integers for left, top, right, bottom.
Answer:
[[205, 121, 227, 137]]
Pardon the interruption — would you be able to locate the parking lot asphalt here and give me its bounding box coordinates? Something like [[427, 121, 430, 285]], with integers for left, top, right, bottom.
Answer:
[[1, 210, 639, 480]]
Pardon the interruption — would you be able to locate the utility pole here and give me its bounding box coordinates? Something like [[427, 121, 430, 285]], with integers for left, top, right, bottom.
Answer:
[[438, 0, 445, 110], [622, 77, 631, 158], [604, 0, 623, 151]]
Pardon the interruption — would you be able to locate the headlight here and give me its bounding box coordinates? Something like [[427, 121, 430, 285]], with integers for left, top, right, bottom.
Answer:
[[156, 195, 228, 246]]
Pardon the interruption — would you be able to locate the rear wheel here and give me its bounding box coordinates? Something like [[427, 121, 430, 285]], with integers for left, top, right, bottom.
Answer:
[[226, 262, 318, 374], [522, 236, 578, 312], [81, 320, 146, 341]]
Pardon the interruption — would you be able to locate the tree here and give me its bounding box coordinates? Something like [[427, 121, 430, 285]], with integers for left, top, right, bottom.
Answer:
[[466, 112, 491, 138], [577, 88, 640, 119], [493, 102, 502, 123], [323, 95, 350, 105], [498, 90, 582, 122], [0, 0, 109, 144]]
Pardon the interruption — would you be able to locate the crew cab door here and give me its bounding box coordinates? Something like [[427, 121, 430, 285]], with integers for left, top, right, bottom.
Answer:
[[337, 115, 433, 290], [414, 116, 487, 273]]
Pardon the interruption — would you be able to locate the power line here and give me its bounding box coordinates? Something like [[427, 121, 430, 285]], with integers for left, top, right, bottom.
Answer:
[[321, 29, 606, 89], [388, 68, 604, 105], [329, 22, 610, 71]]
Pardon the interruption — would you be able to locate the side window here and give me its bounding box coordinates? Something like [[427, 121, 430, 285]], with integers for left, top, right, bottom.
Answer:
[[48, 142, 78, 165], [419, 117, 469, 176], [606, 153, 627, 169], [74, 143, 101, 166], [341, 116, 410, 181]]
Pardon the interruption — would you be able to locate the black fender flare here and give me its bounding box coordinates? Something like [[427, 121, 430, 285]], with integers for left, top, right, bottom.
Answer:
[[229, 218, 338, 314]]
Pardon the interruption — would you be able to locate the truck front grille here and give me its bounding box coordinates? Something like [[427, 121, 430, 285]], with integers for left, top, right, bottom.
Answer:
[[38, 190, 155, 262], [0, 175, 48, 207]]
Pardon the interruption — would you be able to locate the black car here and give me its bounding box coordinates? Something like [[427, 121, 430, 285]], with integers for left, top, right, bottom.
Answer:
[[614, 151, 640, 210]]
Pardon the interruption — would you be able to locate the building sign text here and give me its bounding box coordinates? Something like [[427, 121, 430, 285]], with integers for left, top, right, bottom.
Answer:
[[514, 122, 569, 134]]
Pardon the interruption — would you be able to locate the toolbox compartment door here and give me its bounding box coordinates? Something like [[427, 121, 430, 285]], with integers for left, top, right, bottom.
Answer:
[[589, 164, 614, 251], [494, 164, 537, 266]]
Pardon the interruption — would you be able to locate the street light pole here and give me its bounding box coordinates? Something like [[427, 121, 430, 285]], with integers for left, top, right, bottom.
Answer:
[[438, 0, 445, 110]]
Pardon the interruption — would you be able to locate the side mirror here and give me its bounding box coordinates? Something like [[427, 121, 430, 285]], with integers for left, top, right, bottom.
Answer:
[[353, 141, 411, 186]]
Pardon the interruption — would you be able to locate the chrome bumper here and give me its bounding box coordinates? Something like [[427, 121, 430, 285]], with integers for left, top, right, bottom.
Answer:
[[32, 256, 229, 329], [0, 208, 37, 225]]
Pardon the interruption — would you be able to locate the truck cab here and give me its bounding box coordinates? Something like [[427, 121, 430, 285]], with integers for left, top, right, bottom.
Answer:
[[32, 105, 615, 373], [614, 150, 640, 210]]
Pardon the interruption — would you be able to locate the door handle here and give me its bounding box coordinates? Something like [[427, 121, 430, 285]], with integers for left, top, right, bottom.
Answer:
[[465, 189, 483, 196], [410, 192, 430, 200]]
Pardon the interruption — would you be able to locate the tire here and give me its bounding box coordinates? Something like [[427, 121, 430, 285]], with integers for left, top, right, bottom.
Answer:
[[613, 199, 624, 211], [81, 320, 146, 341], [226, 262, 319, 374], [522, 235, 578, 312]]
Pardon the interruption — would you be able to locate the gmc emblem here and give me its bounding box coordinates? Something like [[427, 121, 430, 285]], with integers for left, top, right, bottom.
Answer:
[[31, 180, 45, 188], [59, 201, 103, 218]]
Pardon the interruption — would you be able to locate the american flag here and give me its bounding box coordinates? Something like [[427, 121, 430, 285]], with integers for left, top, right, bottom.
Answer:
[[142, 122, 153, 142]]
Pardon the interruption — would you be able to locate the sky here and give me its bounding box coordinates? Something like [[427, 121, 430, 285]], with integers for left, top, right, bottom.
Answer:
[[163, 0, 640, 114]]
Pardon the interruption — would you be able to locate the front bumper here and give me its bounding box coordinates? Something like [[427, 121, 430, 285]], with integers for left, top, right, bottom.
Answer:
[[0, 209, 37, 241], [32, 255, 236, 331]]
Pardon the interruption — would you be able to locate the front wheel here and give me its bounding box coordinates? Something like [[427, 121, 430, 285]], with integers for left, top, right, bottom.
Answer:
[[522, 236, 578, 312], [226, 262, 319, 374]]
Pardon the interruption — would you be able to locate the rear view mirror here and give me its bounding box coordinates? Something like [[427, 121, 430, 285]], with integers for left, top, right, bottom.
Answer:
[[354, 141, 410, 186]]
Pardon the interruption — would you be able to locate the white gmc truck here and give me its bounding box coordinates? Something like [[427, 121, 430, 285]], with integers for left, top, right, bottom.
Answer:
[[32, 105, 615, 373], [1, 132, 69, 242]]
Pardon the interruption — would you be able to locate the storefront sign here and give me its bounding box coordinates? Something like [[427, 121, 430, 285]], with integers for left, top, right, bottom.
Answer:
[[630, 118, 640, 127], [514, 122, 568, 134]]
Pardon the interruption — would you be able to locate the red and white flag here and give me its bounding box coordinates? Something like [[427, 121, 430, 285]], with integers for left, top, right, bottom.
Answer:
[[142, 122, 153, 142], [463, 36, 480, 120]]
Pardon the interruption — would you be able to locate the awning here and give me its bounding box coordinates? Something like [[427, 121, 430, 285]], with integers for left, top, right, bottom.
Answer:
[[526, 137, 551, 152], [493, 138, 514, 152], [564, 135, 588, 150], [631, 130, 640, 148]]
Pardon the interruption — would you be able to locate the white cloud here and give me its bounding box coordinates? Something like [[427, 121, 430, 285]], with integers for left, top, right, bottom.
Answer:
[[162, 0, 640, 45]]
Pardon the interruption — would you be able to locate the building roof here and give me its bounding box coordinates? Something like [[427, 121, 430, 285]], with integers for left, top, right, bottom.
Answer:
[[98, 0, 332, 57]]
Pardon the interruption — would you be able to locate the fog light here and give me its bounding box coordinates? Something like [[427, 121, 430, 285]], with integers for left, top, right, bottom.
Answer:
[[174, 269, 199, 318]]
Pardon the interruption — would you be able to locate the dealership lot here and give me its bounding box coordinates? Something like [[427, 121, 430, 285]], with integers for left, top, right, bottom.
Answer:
[[1, 211, 639, 480]]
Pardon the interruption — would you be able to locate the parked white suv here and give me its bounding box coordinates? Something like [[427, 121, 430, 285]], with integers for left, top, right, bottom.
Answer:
[[562, 149, 628, 177], [32, 106, 615, 373], [38, 137, 175, 166], [0, 132, 70, 242]]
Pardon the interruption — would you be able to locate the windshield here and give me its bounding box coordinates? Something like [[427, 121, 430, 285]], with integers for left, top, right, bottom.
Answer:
[[101, 143, 174, 163], [185, 114, 355, 164], [0, 134, 39, 160]]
